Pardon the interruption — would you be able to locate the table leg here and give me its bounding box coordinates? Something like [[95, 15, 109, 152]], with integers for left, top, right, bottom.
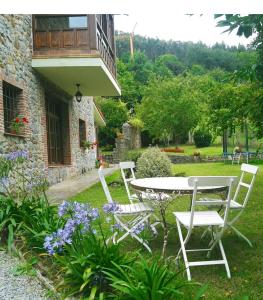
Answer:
[[160, 207, 168, 258]]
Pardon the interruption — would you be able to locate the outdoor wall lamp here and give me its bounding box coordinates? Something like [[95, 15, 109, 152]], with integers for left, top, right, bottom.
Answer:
[[75, 83, 83, 102]]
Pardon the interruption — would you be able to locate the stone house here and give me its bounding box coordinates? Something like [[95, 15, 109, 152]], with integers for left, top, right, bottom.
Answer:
[[0, 15, 120, 185]]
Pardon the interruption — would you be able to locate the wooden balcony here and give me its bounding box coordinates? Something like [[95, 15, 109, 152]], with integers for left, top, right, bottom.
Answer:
[[32, 15, 120, 96]]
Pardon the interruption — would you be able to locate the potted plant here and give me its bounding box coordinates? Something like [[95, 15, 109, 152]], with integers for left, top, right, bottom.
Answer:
[[10, 115, 28, 135], [82, 140, 97, 150], [193, 150, 201, 160], [116, 130, 124, 139]]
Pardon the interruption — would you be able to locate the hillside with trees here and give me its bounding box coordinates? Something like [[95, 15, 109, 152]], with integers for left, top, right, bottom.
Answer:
[[116, 32, 256, 72], [96, 27, 263, 150]]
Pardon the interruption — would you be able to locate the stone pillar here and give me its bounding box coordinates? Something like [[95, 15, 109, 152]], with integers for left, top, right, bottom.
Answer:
[[112, 122, 142, 163]]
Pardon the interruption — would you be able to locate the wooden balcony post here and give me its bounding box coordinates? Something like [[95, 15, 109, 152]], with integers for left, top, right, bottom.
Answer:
[[89, 15, 97, 50]]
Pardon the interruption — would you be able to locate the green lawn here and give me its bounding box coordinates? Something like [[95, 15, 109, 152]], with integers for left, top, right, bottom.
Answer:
[[71, 162, 263, 300]]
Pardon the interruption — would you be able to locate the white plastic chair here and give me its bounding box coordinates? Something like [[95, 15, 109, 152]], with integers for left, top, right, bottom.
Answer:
[[119, 161, 170, 204], [119, 161, 138, 203], [197, 163, 259, 247], [232, 152, 241, 164], [98, 166, 154, 252], [173, 176, 237, 281]]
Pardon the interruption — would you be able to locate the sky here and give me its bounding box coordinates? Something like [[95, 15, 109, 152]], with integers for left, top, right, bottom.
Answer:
[[114, 14, 255, 47], [0, 0, 261, 47]]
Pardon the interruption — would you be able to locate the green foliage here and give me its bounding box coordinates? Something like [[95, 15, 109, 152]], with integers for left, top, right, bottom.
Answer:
[[96, 98, 128, 146], [125, 149, 144, 164], [55, 232, 132, 298], [12, 257, 38, 277], [19, 196, 61, 252], [206, 81, 254, 134], [129, 52, 154, 86], [128, 117, 144, 129], [0, 196, 20, 252], [47, 206, 133, 298], [117, 59, 140, 109], [215, 14, 260, 38], [154, 54, 185, 78], [105, 255, 202, 300], [193, 129, 212, 148], [114, 30, 263, 144], [137, 76, 200, 144], [136, 147, 172, 178], [215, 15, 263, 81], [0, 151, 57, 253], [190, 64, 206, 75], [116, 32, 255, 72], [214, 15, 263, 137]]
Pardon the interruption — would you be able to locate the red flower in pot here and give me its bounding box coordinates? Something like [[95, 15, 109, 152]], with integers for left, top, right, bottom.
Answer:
[[10, 115, 28, 134]]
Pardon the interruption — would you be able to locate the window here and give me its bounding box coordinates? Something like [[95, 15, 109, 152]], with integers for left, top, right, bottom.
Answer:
[[79, 119, 86, 147], [45, 95, 71, 165], [3, 81, 22, 133], [69, 16, 87, 28], [46, 99, 63, 164], [36, 15, 88, 31]]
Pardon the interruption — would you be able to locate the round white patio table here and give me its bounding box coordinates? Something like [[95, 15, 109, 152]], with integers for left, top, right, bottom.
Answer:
[[130, 177, 227, 257]]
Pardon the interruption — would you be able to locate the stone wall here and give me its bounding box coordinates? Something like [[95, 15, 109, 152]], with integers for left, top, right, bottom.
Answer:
[[112, 122, 141, 162], [0, 15, 97, 185], [168, 154, 230, 164]]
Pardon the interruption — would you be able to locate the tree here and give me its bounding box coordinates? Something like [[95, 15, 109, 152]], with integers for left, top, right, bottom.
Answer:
[[127, 51, 154, 86], [116, 32, 255, 72], [117, 59, 139, 109], [215, 14, 263, 80], [215, 14, 263, 137], [96, 98, 128, 146], [136, 76, 201, 144], [154, 54, 185, 77]]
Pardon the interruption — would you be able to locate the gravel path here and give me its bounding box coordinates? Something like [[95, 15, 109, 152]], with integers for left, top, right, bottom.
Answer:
[[0, 251, 48, 300]]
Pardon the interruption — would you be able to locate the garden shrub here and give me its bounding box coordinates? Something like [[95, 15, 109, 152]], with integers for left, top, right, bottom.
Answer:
[[105, 254, 205, 300], [44, 201, 134, 298], [0, 150, 59, 252], [193, 129, 212, 148], [136, 147, 172, 178], [19, 196, 61, 252]]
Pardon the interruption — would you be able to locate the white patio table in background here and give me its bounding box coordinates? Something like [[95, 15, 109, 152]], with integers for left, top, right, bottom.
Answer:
[[130, 177, 228, 257]]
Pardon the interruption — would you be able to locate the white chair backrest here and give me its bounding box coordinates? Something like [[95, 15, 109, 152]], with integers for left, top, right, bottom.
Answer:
[[119, 161, 136, 200], [98, 166, 113, 204], [232, 163, 259, 208], [188, 176, 237, 229]]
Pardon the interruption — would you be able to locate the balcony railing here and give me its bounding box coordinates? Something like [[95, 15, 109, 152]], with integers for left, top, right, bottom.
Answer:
[[32, 15, 116, 78]]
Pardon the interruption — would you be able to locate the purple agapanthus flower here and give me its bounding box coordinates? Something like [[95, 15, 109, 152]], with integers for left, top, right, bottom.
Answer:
[[58, 201, 71, 217], [88, 208, 99, 220], [131, 223, 145, 235], [0, 177, 9, 193], [44, 232, 64, 255], [26, 177, 44, 190], [5, 150, 29, 161], [44, 201, 101, 255], [103, 202, 121, 214], [110, 223, 122, 232], [0, 177, 9, 188]]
